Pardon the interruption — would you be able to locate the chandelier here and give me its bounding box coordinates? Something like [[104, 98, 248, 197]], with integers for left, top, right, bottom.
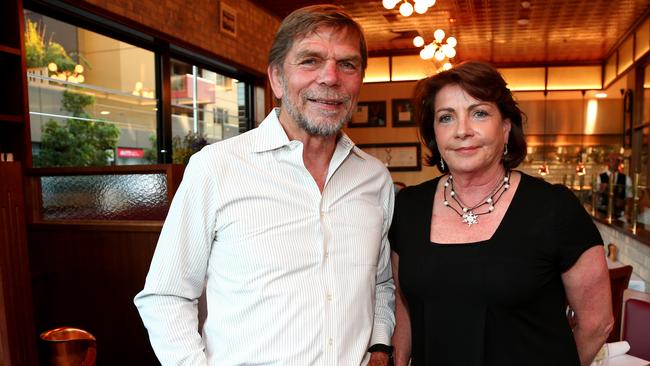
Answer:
[[414, 29, 457, 70], [383, 0, 436, 17]]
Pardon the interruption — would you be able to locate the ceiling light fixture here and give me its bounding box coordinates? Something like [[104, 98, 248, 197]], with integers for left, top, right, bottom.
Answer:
[[595, 92, 608, 98], [414, 29, 457, 67], [383, 0, 436, 17]]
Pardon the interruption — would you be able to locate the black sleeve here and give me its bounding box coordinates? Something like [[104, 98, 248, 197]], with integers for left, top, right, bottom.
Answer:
[[552, 184, 603, 272], [388, 188, 406, 254]]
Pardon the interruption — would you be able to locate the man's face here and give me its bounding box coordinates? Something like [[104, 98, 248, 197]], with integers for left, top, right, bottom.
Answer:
[[269, 26, 364, 137]]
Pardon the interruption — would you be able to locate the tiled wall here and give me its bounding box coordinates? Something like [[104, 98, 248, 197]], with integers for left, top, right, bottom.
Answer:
[[594, 221, 650, 292]]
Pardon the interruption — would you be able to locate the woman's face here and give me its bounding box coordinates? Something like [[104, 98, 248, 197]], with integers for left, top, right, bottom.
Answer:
[[433, 84, 511, 175]]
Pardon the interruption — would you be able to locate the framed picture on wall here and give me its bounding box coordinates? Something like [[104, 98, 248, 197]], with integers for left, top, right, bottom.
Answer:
[[357, 142, 421, 171], [349, 101, 386, 127], [392, 99, 416, 127], [220, 2, 237, 37]]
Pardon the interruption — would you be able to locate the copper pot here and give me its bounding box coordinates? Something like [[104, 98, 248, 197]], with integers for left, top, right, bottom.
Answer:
[[40, 327, 96, 366]]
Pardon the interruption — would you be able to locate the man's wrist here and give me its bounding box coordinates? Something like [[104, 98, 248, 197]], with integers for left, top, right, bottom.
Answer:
[[368, 343, 393, 355]]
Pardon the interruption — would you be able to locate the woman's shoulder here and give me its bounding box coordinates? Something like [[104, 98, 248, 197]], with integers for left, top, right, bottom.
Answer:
[[397, 176, 441, 201], [517, 171, 581, 205]]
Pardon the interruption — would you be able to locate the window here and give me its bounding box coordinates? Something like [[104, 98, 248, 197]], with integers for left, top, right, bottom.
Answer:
[[170, 58, 249, 164], [24, 10, 157, 167]]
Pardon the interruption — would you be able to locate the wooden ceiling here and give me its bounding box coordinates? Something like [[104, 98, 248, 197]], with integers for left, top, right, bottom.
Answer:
[[255, 0, 650, 66]]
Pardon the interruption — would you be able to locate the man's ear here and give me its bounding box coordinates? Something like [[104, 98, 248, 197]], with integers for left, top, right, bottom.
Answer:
[[267, 64, 284, 100]]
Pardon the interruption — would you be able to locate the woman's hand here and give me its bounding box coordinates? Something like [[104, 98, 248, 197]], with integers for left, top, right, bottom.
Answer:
[[562, 245, 614, 366]]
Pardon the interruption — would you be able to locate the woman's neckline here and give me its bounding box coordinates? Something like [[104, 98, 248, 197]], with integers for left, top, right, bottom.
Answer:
[[428, 170, 525, 246]]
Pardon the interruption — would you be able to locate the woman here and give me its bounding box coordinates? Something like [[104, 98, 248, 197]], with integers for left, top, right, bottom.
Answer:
[[389, 61, 613, 366]]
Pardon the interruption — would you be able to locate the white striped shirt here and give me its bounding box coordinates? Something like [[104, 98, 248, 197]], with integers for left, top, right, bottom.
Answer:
[[134, 109, 395, 365]]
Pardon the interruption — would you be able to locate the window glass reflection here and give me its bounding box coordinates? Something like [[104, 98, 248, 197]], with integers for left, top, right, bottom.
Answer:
[[170, 59, 248, 164], [24, 10, 157, 167]]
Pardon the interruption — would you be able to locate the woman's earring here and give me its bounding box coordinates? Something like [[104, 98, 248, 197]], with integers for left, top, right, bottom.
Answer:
[[440, 157, 446, 170], [503, 143, 508, 156]]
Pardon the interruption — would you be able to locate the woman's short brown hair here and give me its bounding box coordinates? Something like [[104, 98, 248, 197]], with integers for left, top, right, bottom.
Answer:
[[414, 60, 527, 172]]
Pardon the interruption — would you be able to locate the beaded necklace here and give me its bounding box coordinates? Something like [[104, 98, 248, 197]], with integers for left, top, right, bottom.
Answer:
[[443, 170, 511, 227]]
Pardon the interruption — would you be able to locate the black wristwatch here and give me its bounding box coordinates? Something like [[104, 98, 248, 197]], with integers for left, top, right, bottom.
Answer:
[[368, 344, 394, 364]]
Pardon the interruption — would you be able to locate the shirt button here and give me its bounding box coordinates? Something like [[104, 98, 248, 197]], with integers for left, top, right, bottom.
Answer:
[[324, 251, 329, 258], [328, 338, 333, 346], [320, 210, 326, 218], [326, 293, 332, 301]]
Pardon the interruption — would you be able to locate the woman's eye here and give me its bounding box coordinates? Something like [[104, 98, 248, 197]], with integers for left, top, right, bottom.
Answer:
[[438, 114, 453, 123], [473, 110, 489, 119]]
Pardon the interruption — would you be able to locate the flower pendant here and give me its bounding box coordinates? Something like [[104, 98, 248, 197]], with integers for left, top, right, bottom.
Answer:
[[462, 211, 479, 226]]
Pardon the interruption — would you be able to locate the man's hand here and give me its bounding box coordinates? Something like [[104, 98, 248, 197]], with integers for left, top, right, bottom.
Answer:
[[368, 351, 391, 366]]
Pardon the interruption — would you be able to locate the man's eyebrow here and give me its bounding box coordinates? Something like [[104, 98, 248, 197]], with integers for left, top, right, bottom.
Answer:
[[294, 50, 325, 59]]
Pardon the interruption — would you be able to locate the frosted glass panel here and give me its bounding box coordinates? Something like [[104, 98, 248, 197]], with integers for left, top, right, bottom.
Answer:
[[605, 53, 617, 86], [618, 36, 634, 73], [636, 18, 650, 60], [364, 57, 390, 83], [41, 173, 168, 220], [499, 67, 545, 91], [391, 55, 438, 81], [547, 66, 601, 90]]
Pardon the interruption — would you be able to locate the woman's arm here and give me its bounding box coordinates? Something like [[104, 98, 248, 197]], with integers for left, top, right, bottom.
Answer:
[[562, 245, 614, 366], [391, 251, 412, 366]]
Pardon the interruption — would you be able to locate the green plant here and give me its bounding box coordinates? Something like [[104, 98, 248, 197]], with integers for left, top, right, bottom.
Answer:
[[172, 132, 208, 165], [34, 90, 120, 167]]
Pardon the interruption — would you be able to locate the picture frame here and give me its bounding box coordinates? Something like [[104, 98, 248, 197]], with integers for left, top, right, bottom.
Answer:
[[392, 99, 416, 127], [357, 142, 422, 171], [220, 2, 237, 38], [349, 101, 386, 127]]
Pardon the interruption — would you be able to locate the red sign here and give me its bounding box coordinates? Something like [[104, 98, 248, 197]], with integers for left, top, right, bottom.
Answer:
[[117, 147, 145, 159]]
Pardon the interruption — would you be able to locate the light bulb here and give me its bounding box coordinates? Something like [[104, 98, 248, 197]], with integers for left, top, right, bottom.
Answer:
[[74, 64, 84, 74], [413, 36, 425, 47], [399, 2, 414, 16], [442, 62, 452, 70], [414, 1, 428, 14], [77, 75, 85, 83], [48, 62, 58, 72], [443, 45, 456, 58], [446, 36, 457, 48], [425, 0, 436, 7], [434, 49, 445, 61], [382, 0, 398, 9], [420, 45, 435, 60], [433, 29, 445, 42]]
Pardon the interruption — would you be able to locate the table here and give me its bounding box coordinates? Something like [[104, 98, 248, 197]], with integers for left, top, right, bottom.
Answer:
[[607, 259, 646, 293], [607, 354, 650, 366]]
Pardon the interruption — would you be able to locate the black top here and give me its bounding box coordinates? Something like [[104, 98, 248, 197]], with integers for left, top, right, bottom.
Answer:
[[389, 172, 602, 366]]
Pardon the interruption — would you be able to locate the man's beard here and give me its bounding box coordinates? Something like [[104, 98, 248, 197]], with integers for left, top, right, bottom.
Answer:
[[281, 80, 354, 137]]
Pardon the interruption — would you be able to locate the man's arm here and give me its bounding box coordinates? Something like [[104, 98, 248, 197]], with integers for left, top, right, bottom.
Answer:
[[134, 153, 218, 365], [369, 177, 396, 361]]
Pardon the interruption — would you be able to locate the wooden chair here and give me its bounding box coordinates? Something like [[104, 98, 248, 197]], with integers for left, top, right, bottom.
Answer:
[[607, 265, 633, 342], [621, 289, 650, 360]]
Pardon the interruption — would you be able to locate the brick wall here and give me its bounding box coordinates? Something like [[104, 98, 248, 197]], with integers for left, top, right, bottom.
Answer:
[[594, 221, 650, 292], [79, 0, 280, 75]]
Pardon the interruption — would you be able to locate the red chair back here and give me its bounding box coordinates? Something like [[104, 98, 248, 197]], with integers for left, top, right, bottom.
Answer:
[[607, 265, 632, 342], [621, 289, 650, 360]]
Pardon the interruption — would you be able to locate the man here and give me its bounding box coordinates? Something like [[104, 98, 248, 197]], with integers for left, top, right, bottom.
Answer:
[[598, 152, 632, 219], [134, 5, 395, 365]]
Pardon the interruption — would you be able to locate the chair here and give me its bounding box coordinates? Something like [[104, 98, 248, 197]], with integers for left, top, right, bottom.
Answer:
[[621, 289, 650, 360], [607, 265, 633, 342]]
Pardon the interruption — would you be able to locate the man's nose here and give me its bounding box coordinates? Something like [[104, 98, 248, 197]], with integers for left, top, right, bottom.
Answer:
[[317, 60, 339, 86]]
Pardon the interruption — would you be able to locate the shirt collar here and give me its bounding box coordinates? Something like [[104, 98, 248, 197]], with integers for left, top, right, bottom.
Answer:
[[251, 108, 365, 159]]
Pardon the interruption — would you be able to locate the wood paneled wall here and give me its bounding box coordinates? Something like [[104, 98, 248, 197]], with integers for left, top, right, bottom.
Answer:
[[28, 222, 163, 365]]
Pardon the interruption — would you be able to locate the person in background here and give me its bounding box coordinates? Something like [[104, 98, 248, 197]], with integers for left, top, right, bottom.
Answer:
[[598, 152, 632, 219], [389, 60, 613, 366], [134, 5, 395, 365]]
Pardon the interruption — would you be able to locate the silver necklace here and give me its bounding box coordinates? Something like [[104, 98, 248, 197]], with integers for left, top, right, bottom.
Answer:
[[443, 170, 511, 227]]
